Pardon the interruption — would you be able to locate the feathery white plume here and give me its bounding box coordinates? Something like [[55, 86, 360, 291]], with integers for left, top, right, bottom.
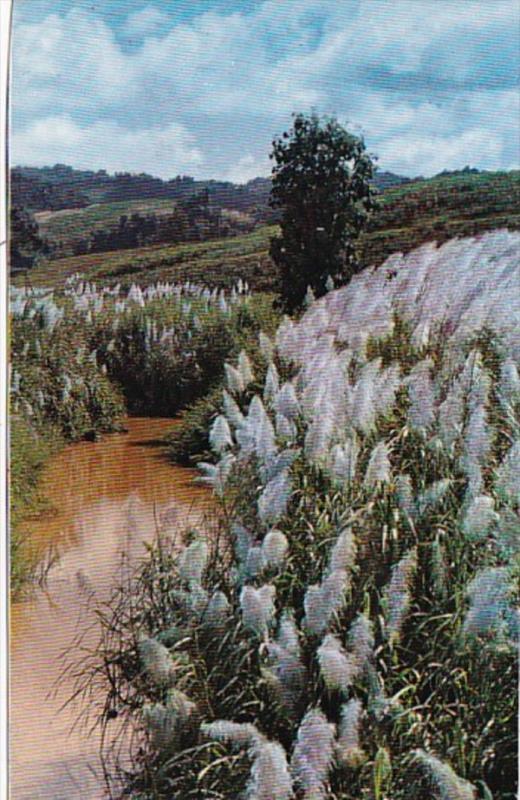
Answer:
[[347, 613, 375, 675], [382, 548, 417, 645], [232, 522, 254, 565], [222, 390, 245, 428], [240, 584, 276, 636], [202, 720, 260, 746], [494, 508, 520, 558], [209, 414, 233, 454], [202, 590, 231, 633], [416, 478, 452, 518], [494, 440, 520, 505], [412, 750, 477, 800], [265, 636, 306, 717], [303, 570, 349, 637], [142, 691, 197, 753], [406, 358, 436, 430], [462, 495, 499, 540], [275, 382, 300, 420], [291, 709, 335, 799], [304, 285, 316, 307], [328, 527, 357, 574], [264, 448, 299, 482], [463, 404, 491, 467], [317, 634, 353, 693], [138, 637, 175, 687], [462, 566, 513, 641], [304, 401, 337, 464], [374, 363, 401, 416], [212, 453, 236, 496], [499, 358, 520, 405], [328, 436, 359, 484], [258, 470, 292, 525], [178, 540, 208, 585], [438, 381, 465, 448], [261, 529, 289, 569], [264, 362, 280, 404], [248, 736, 293, 800], [225, 363, 245, 395], [350, 359, 380, 434], [244, 546, 265, 580], [336, 698, 365, 768], [364, 441, 392, 486], [276, 412, 297, 441], [277, 611, 300, 654], [238, 350, 255, 388]]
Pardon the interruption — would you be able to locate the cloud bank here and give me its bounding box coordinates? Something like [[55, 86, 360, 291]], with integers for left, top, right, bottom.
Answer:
[[11, 0, 520, 180]]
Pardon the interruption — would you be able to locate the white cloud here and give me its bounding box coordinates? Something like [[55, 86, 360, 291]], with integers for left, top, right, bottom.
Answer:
[[123, 6, 171, 38], [221, 154, 271, 184], [13, 8, 132, 119], [10, 0, 520, 178], [377, 128, 506, 176], [12, 116, 203, 178]]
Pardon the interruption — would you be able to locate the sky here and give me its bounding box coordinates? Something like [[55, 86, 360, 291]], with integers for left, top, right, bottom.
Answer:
[[9, 0, 520, 183]]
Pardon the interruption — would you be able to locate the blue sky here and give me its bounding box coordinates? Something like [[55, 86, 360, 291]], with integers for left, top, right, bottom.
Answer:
[[10, 0, 520, 182]]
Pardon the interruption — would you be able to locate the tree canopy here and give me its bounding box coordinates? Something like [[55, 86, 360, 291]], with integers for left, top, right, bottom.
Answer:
[[269, 112, 377, 312]]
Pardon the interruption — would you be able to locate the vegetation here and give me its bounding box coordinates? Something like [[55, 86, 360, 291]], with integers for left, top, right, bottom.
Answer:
[[14, 170, 520, 296], [9, 150, 519, 797], [68, 231, 519, 799], [9, 277, 279, 594], [42, 193, 252, 259], [360, 168, 520, 268], [11, 163, 273, 217], [10, 206, 51, 271], [14, 226, 278, 292], [9, 416, 62, 596], [269, 112, 377, 311]]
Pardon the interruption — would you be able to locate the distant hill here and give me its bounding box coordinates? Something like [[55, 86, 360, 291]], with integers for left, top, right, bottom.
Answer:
[[16, 169, 520, 292], [10, 164, 272, 216], [10, 163, 413, 216]]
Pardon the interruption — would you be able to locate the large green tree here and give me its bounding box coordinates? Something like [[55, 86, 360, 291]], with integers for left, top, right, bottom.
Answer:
[[269, 112, 377, 312]]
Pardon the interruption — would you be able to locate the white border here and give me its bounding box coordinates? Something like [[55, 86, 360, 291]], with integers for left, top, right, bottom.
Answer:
[[0, 2, 12, 798]]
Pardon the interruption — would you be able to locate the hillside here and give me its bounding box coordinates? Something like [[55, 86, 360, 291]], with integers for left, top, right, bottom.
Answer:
[[17, 170, 520, 292], [11, 163, 411, 215]]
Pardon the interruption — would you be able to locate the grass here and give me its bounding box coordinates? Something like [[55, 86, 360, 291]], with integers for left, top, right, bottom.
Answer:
[[9, 279, 280, 594], [9, 415, 63, 597], [71, 318, 518, 800], [16, 225, 277, 292], [10, 193, 519, 795]]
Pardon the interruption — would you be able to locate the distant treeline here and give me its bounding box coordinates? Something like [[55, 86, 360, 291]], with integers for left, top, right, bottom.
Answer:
[[11, 164, 274, 217], [10, 163, 416, 216]]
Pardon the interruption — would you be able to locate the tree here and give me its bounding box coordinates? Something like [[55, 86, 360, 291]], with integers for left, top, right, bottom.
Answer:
[[269, 112, 377, 312], [9, 206, 49, 271]]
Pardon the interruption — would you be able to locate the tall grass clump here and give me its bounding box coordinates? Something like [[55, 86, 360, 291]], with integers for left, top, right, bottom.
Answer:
[[76, 232, 518, 799], [9, 277, 279, 591], [86, 279, 279, 416], [10, 285, 125, 593]]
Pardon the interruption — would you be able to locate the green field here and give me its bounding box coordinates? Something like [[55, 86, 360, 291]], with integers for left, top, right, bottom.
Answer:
[[19, 170, 520, 292], [19, 225, 277, 291], [34, 197, 178, 254]]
